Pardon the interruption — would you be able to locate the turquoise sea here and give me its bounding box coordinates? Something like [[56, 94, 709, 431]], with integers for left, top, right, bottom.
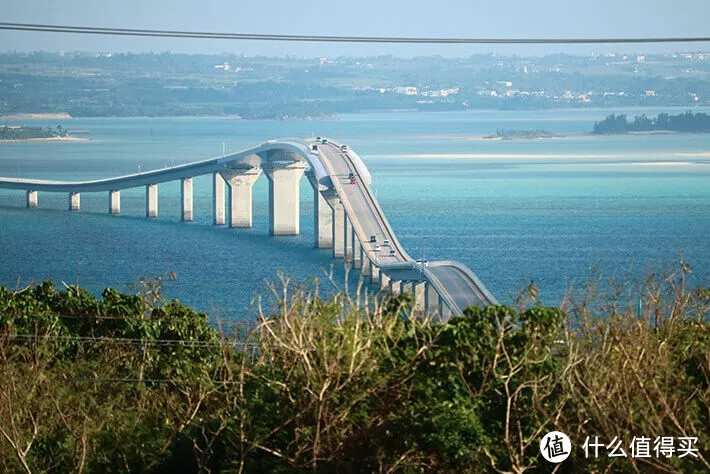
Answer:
[[1, 107, 709, 319]]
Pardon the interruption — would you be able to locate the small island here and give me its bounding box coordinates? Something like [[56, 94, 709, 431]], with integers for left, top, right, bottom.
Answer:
[[0, 124, 77, 141], [483, 129, 559, 140], [592, 111, 710, 134]]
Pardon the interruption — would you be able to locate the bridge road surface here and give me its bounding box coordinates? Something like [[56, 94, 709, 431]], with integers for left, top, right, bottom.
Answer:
[[316, 141, 496, 313]]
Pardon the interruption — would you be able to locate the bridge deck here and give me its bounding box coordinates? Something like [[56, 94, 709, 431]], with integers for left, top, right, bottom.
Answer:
[[0, 138, 497, 316]]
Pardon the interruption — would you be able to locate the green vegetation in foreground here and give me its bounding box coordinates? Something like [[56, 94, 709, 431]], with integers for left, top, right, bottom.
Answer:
[[484, 128, 559, 140], [0, 124, 69, 140], [0, 267, 708, 473], [592, 111, 710, 134]]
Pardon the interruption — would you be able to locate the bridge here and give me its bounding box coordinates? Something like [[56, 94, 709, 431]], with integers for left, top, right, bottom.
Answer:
[[0, 138, 497, 318]]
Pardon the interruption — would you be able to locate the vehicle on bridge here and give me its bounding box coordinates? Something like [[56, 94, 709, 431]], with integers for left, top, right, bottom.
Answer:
[[340, 144, 348, 151]]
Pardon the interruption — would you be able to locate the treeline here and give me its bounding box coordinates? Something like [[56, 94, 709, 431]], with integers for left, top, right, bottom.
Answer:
[[592, 111, 710, 134], [0, 125, 68, 140], [0, 268, 708, 473]]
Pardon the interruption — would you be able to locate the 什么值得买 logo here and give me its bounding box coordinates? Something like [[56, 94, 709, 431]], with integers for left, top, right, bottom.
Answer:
[[540, 431, 571, 463]]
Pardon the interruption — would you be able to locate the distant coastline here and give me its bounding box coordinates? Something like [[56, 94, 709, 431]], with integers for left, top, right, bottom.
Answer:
[[0, 136, 87, 143], [0, 113, 72, 120], [0, 112, 338, 121]]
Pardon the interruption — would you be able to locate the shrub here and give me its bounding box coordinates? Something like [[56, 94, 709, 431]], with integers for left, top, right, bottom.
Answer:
[[0, 265, 707, 473]]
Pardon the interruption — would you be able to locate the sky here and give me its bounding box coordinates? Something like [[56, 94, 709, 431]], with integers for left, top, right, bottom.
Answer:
[[2, 0, 709, 57]]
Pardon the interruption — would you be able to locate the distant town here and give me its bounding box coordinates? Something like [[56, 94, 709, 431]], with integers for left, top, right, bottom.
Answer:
[[0, 51, 708, 118]]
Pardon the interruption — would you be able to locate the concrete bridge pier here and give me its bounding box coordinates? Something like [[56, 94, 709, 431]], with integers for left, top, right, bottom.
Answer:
[[352, 230, 362, 269], [263, 161, 306, 235], [213, 172, 226, 225], [411, 281, 426, 312], [380, 272, 390, 291], [222, 168, 261, 228], [401, 281, 425, 311], [68, 192, 80, 211], [323, 191, 344, 258], [424, 282, 440, 316], [181, 178, 193, 222], [343, 216, 353, 261], [369, 261, 380, 285], [26, 190, 37, 208], [389, 279, 401, 296], [313, 190, 332, 247], [307, 172, 333, 249], [109, 190, 120, 215], [146, 184, 158, 218], [361, 251, 371, 277]]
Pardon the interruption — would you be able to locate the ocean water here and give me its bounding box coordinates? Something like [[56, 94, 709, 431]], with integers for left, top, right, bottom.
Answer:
[[0, 107, 708, 319]]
